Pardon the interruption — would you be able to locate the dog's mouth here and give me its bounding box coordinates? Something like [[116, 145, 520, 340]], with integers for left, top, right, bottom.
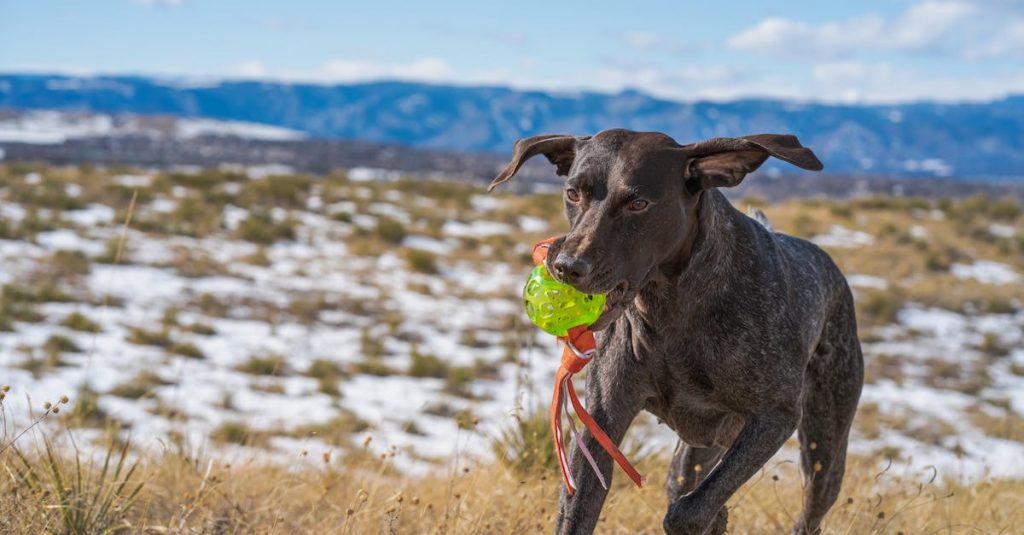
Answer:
[[590, 280, 635, 331]]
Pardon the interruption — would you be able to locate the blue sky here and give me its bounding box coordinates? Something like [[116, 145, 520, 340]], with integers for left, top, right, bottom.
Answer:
[[2, 0, 1023, 103]]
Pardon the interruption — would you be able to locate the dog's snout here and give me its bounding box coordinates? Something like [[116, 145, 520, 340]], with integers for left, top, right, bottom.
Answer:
[[552, 254, 592, 285]]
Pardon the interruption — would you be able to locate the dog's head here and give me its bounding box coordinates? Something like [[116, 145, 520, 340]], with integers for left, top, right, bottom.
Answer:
[[489, 128, 822, 314]]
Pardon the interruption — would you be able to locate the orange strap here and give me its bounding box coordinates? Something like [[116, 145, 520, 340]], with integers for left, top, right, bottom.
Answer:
[[534, 238, 644, 495]]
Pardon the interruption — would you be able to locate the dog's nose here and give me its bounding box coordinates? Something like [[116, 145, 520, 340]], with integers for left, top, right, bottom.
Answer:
[[552, 254, 592, 285]]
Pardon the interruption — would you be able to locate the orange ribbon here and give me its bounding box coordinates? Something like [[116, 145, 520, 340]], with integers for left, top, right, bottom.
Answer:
[[533, 239, 644, 496]]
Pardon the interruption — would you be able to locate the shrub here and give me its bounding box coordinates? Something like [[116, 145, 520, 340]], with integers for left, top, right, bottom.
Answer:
[[857, 291, 903, 325], [408, 348, 449, 378], [306, 359, 344, 380], [61, 311, 102, 332], [44, 250, 92, 279], [169, 342, 205, 359], [211, 421, 267, 447], [353, 358, 396, 377], [183, 322, 217, 335], [108, 371, 171, 399], [375, 217, 406, 244], [989, 197, 1021, 221], [43, 334, 81, 354], [236, 211, 296, 244], [68, 384, 107, 427], [405, 249, 438, 274], [126, 327, 172, 348], [491, 407, 558, 474], [238, 354, 289, 376], [444, 366, 476, 397], [8, 435, 143, 534]]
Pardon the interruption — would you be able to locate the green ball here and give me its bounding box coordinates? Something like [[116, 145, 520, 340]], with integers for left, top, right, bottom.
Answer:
[[523, 264, 606, 337]]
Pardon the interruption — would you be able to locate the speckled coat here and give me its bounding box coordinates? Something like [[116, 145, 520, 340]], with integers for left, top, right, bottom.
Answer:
[[490, 129, 864, 535]]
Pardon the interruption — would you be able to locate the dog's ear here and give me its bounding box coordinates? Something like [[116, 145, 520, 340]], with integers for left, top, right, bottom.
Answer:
[[488, 134, 588, 192], [681, 134, 823, 190]]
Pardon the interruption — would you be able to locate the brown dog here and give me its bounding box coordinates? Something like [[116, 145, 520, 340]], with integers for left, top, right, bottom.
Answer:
[[490, 129, 863, 535]]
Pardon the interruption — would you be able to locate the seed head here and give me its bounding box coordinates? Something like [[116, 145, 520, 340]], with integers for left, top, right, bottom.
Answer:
[[43, 401, 52, 410], [51, 406, 60, 414], [0, 391, 6, 401], [59, 395, 69, 404], [1, 384, 9, 392]]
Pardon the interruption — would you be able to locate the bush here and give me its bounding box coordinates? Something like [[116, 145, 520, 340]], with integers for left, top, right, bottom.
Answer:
[[212, 421, 267, 446], [408, 348, 449, 378], [68, 384, 108, 427], [236, 211, 296, 244], [444, 366, 476, 397], [61, 311, 102, 332], [375, 217, 406, 244], [43, 334, 81, 354], [109, 371, 171, 399], [238, 354, 289, 376], [44, 250, 92, 279], [405, 249, 438, 274], [353, 358, 396, 377], [169, 342, 205, 359], [306, 358, 344, 380], [8, 435, 143, 534], [490, 407, 558, 474], [857, 291, 903, 325], [990, 197, 1021, 221], [126, 327, 172, 348]]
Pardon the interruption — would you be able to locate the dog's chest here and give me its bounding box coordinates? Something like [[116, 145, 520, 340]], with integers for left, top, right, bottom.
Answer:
[[641, 357, 744, 448]]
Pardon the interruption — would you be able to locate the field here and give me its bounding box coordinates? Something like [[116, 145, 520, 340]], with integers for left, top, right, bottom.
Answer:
[[1, 163, 1023, 533]]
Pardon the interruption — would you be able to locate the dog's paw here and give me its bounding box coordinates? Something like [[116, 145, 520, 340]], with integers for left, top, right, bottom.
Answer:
[[705, 507, 728, 535], [663, 500, 728, 535]]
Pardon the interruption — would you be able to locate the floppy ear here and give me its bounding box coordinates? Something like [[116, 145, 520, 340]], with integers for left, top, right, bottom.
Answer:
[[487, 134, 587, 192], [682, 134, 823, 190]]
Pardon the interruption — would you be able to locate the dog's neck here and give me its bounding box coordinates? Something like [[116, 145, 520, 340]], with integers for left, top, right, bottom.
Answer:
[[633, 189, 749, 323]]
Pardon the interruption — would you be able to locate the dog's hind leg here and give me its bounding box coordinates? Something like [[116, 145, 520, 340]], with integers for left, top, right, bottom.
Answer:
[[665, 442, 725, 501], [793, 301, 863, 535]]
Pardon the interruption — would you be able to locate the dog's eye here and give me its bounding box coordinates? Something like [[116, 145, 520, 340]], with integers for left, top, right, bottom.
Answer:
[[565, 188, 581, 203], [628, 199, 650, 211]]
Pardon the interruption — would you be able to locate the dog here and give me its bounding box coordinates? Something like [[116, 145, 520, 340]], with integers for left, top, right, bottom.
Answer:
[[489, 129, 863, 535]]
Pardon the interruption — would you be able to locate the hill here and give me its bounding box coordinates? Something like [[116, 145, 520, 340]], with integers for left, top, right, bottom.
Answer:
[[2, 74, 1023, 180]]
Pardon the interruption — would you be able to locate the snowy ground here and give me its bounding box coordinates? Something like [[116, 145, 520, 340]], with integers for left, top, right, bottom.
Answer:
[[1, 166, 1022, 482]]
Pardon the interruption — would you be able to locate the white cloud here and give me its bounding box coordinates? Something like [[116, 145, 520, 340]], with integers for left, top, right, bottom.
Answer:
[[233, 60, 268, 78], [728, 1, 974, 58], [810, 60, 1024, 103], [317, 58, 452, 83], [966, 19, 1024, 58], [621, 32, 688, 54], [133, 0, 183, 7]]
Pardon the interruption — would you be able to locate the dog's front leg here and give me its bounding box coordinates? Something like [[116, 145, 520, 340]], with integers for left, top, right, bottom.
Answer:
[[663, 407, 800, 535], [555, 349, 645, 534]]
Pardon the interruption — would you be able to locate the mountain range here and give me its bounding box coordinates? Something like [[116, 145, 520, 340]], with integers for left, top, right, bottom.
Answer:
[[1, 73, 1023, 180]]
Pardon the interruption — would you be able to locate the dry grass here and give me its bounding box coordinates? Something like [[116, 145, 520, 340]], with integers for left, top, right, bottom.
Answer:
[[1, 431, 1022, 534]]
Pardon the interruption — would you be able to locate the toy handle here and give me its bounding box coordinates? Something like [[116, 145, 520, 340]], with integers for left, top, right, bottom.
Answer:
[[532, 236, 560, 266]]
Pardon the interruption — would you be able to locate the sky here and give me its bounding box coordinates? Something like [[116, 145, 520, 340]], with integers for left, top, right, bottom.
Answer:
[[2, 0, 1024, 104]]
